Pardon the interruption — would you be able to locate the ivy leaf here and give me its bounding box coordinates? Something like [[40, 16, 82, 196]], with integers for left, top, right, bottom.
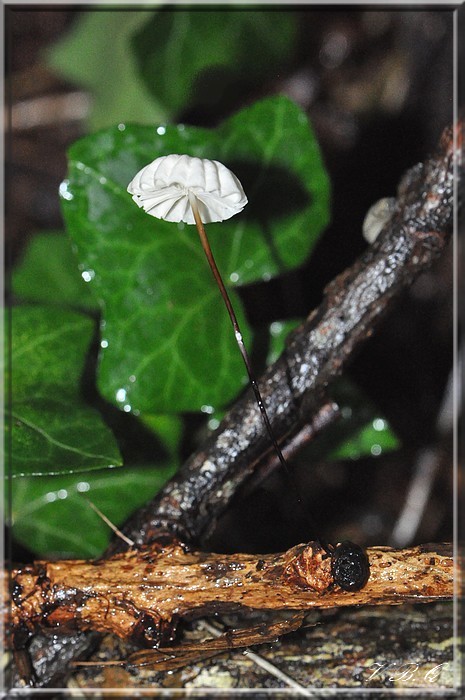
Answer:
[[133, 10, 296, 115], [10, 461, 176, 558], [46, 11, 167, 130], [12, 230, 97, 311], [7, 305, 122, 477], [318, 383, 400, 462], [328, 416, 399, 460], [62, 96, 330, 415], [267, 318, 302, 366]]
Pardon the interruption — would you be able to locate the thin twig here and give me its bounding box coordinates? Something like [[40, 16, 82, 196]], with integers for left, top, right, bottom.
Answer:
[[84, 497, 135, 548]]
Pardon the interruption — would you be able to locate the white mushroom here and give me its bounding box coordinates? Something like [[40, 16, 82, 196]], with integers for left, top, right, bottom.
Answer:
[[127, 153, 247, 225], [128, 153, 290, 479]]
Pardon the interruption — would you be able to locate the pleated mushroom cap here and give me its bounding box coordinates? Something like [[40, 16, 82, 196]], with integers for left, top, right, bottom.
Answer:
[[127, 154, 247, 224]]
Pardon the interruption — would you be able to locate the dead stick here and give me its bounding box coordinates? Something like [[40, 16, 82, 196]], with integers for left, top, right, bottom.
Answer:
[[5, 542, 454, 649]]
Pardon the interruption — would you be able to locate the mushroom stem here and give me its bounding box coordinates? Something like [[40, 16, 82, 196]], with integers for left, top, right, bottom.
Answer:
[[189, 192, 291, 480]]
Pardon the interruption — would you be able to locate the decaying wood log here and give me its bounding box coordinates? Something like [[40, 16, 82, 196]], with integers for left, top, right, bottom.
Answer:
[[5, 541, 454, 655]]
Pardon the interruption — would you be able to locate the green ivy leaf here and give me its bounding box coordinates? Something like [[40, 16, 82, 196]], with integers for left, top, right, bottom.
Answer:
[[328, 380, 400, 460], [62, 96, 330, 415], [133, 10, 296, 115], [46, 11, 167, 130], [329, 417, 399, 460], [6, 305, 122, 477], [12, 231, 97, 311], [267, 318, 302, 366], [10, 461, 176, 558]]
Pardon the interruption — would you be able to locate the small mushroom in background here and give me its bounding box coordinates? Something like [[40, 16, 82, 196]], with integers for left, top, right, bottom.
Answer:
[[362, 196, 396, 244]]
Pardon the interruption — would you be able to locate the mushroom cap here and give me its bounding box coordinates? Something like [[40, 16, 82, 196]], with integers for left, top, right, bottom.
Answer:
[[362, 197, 396, 244], [127, 154, 248, 224]]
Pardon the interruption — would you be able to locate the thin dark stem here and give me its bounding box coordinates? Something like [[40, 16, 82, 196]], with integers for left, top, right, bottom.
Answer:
[[189, 194, 293, 483]]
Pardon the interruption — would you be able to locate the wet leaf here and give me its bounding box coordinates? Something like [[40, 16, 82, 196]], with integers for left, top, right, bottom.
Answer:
[[10, 461, 176, 558], [267, 318, 302, 365], [6, 305, 122, 477], [329, 417, 399, 460], [62, 95, 330, 414]]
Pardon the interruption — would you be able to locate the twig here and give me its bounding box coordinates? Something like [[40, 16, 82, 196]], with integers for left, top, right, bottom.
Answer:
[[84, 497, 135, 548], [5, 542, 454, 647]]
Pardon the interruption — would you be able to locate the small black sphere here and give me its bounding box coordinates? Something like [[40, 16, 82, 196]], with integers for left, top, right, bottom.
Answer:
[[330, 541, 370, 592]]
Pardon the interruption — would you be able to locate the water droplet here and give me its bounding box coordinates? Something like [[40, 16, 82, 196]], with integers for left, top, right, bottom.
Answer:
[[129, 375, 136, 383], [177, 222, 185, 231], [99, 176, 107, 185], [123, 404, 131, 413], [371, 444, 382, 456], [177, 124, 185, 132], [118, 123, 126, 131], [77, 481, 90, 493], [373, 418, 386, 431], [341, 406, 352, 419], [245, 259, 254, 269], [262, 272, 271, 282], [270, 322, 283, 336], [45, 492, 57, 503], [116, 388, 127, 402], [81, 269, 95, 283], [230, 272, 240, 283], [208, 418, 220, 431], [157, 125, 166, 136], [201, 405, 214, 414], [100, 339, 109, 349], [59, 180, 73, 201], [57, 489, 68, 499]]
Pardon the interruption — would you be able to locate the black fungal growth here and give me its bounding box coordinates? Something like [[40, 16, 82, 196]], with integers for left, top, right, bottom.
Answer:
[[330, 541, 370, 592]]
